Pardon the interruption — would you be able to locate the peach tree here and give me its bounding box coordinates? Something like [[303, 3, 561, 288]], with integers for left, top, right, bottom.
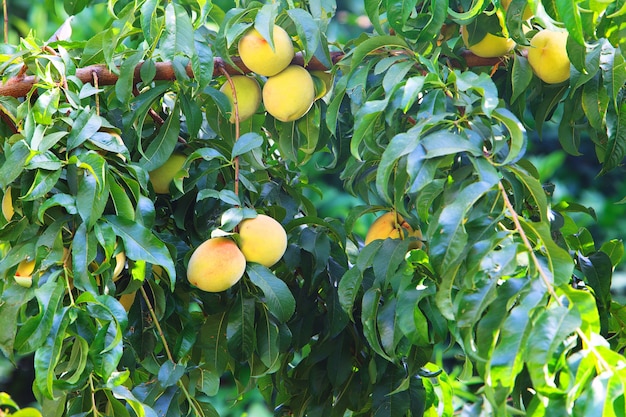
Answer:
[[0, 0, 625, 416]]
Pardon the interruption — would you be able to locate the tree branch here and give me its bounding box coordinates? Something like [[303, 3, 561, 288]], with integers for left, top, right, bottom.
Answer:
[[0, 52, 344, 98], [0, 49, 501, 99]]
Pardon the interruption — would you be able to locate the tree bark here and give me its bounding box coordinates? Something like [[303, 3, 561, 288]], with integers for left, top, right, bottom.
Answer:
[[0, 50, 500, 98]]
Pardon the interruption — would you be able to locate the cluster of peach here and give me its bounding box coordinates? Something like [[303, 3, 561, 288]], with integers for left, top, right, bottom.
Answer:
[[461, 1, 571, 84], [220, 24, 331, 124]]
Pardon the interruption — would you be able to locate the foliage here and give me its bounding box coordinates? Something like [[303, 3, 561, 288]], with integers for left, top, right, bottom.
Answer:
[[1, 0, 626, 416]]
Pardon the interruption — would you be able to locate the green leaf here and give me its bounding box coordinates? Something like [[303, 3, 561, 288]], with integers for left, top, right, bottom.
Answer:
[[104, 216, 176, 290], [115, 50, 144, 104], [351, 35, 409, 70], [362, 287, 394, 362], [256, 308, 280, 369], [247, 263, 295, 323], [158, 361, 186, 388], [582, 75, 609, 131], [338, 267, 364, 321], [15, 278, 66, 355], [139, 102, 181, 172], [602, 101, 626, 173], [429, 180, 497, 276], [511, 56, 533, 103], [161, 3, 195, 60], [110, 384, 158, 417], [351, 99, 387, 160], [0, 141, 30, 190], [34, 307, 70, 399], [32, 88, 60, 125], [200, 312, 229, 375], [231, 132, 263, 159], [226, 292, 255, 362], [599, 41, 626, 109], [448, 0, 488, 22], [525, 305, 581, 392], [66, 108, 102, 151], [489, 279, 547, 400], [555, 0, 584, 45], [0, 284, 34, 361], [492, 108, 527, 165], [376, 131, 421, 204], [287, 9, 320, 63]]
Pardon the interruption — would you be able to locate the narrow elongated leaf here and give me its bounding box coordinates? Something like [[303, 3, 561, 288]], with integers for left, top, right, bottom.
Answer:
[[161, 3, 195, 60], [351, 99, 388, 160], [15, 279, 66, 355], [247, 263, 295, 323], [602, 102, 626, 173], [492, 108, 526, 165], [226, 293, 255, 361], [256, 308, 280, 369], [116, 50, 144, 104], [34, 307, 70, 399], [525, 305, 581, 391], [376, 131, 421, 203], [350, 35, 409, 69], [511, 56, 533, 103], [489, 279, 546, 397], [200, 312, 229, 375], [287, 9, 320, 63], [232, 132, 263, 159], [139, 102, 181, 172], [0, 284, 34, 360], [104, 216, 176, 290], [66, 108, 102, 151], [0, 141, 30, 189], [556, 0, 584, 45], [582, 76, 609, 131], [362, 287, 394, 362], [21, 169, 62, 202], [338, 267, 364, 320]]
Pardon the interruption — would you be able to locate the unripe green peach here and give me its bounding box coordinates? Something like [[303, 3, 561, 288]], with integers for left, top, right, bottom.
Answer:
[[238, 25, 294, 77], [527, 30, 570, 84], [220, 75, 262, 123], [187, 237, 247, 292], [263, 65, 315, 122], [238, 214, 287, 268], [148, 153, 186, 194], [365, 211, 423, 250]]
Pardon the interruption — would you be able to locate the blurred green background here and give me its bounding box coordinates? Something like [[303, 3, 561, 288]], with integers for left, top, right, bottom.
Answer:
[[2, 0, 626, 414]]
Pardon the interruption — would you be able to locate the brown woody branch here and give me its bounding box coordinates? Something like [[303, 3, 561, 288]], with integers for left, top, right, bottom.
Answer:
[[0, 50, 500, 99], [0, 52, 344, 98]]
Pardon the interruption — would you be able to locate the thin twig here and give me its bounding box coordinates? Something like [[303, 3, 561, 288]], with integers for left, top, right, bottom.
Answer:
[[218, 63, 241, 200], [132, 85, 187, 144], [3, 0, 7, 44], [497, 181, 611, 373], [139, 285, 174, 362], [93, 71, 100, 116], [138, 284, 204, 416]]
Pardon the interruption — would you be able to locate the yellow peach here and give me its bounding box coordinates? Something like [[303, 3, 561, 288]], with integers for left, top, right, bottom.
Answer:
[[238, 25, 294, 77], [220, 75, 262, 123], [263, 65, 315, 122], [365, 211, 423, 249], [238, 214, 287, 268], [527, 30, 570, 84], [187, 237, 247, 292]]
